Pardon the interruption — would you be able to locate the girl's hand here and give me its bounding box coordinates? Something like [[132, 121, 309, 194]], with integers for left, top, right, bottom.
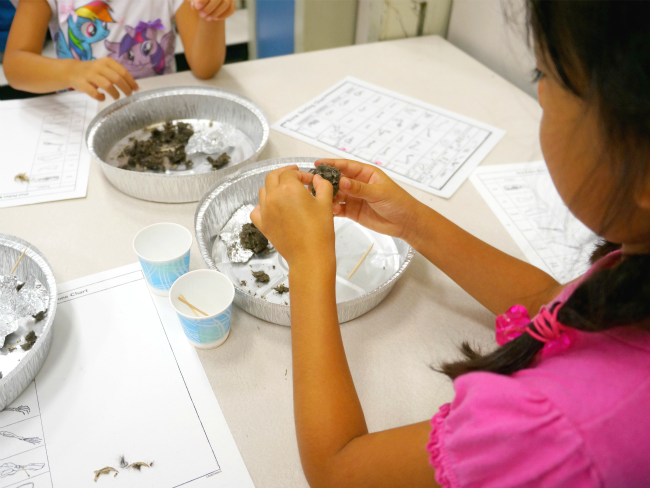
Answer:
[[67, 58, 138, 101], [190, 0, 236, 21], [323, 159, 425, 241], [250, 166, 336, 269]]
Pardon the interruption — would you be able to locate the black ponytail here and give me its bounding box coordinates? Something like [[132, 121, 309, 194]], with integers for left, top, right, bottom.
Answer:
[[441, 333, 543, 379], [442, 245, 650, 380]]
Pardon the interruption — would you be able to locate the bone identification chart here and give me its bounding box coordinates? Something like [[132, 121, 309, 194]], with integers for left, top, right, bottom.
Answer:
[[471, 161, 598, 284], [0, 264, 254, 488], [272, 77, 506, 198], [0, 92, 97, 208]]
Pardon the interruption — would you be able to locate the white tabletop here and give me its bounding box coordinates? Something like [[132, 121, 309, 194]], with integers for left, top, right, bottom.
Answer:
[[2, 36, 542, 488]]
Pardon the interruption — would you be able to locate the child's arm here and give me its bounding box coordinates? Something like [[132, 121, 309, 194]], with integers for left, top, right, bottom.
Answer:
[[4, 0, 138, 100], [251, 167, 439, 488], [175, 0, 234, 80], [290, 259, 438, 488], [325, 159, 565, 315]]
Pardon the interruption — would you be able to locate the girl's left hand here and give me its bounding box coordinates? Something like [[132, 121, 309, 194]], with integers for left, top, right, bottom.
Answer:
[[190, 0, 236, 21], [250, 166, 336, 269]]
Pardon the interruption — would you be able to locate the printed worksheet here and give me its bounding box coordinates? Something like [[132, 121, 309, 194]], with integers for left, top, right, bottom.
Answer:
[[0, 264, 255, 488], [471, 161, 598, 284], [273, 77, 506, 198], [0, 92, 97, 208]]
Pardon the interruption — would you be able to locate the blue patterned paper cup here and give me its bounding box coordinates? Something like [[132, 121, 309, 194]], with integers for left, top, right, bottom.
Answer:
[[133, 223, 193, 297], [169, 270, 235, 349]]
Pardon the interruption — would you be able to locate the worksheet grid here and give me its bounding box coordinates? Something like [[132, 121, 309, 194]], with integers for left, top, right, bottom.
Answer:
[[478, 172, 593, 282], [281, 81, 492, 191], [0, 381, 52, 488], [28, 101, 86, 192]]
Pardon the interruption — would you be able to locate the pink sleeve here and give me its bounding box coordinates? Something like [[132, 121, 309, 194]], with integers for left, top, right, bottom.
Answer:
[[427, 373, 600, 488]]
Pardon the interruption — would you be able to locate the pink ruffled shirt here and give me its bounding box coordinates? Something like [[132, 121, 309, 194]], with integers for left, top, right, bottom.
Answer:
[[428, 252, 650, 487]]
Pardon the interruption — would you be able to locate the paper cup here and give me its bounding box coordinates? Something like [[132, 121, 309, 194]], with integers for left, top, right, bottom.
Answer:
[[133, 223, 192, 296], [169, 270, 235, 349]]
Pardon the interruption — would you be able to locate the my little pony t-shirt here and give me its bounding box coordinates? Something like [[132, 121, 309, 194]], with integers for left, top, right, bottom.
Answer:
[[44, 0, 184, 79]]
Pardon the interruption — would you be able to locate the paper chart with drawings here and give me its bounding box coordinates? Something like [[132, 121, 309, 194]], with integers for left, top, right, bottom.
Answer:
[[0, 263, 255, 488], [0, 92, 97, 208], [471, 161, 598, 284], [272, 77, 506, 198], [0, 382, 48, 486]]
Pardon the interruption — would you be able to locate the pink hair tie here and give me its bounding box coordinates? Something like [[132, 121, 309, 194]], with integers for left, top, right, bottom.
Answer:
[[528, 305, 575, 357], [527, 305, 565, 341], [495, 303, 575, 358], [495, 304, 530, 346]]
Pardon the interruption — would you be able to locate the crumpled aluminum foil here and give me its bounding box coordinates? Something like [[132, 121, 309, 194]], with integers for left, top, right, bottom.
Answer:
[[186, 122, 240, 156], [0, 275, 19, 345], [0, 273, 48, 349], [15, 275, 48, 316], [194, 157, 416, 327], [219, 205, 256, 263], [86, 86, 270, 203]]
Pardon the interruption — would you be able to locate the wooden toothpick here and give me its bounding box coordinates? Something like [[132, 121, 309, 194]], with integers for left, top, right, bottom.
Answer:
[[179, 294, 199, 317], [179, 294, 207, 316], [347, 243, 374, 280], [187, 303, 199, 317], [10, 246, 29, 275], [178, 294, 208, 316]]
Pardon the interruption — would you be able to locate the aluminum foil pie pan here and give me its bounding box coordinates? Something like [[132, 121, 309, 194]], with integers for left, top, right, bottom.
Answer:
[[0, 234, 57, 410], [195, 157, 415, 326], [86, 86, 270, 203]]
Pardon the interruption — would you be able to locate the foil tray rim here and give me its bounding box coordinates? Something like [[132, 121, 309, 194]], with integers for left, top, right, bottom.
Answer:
[[86, 85, 270, 182], [0, 233, 57, 410], [194, 157, 416, 326]]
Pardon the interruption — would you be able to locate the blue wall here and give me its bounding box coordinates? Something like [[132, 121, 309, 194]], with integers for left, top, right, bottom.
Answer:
[[0, 0, 16, 52], [256, 0, 295, 58]]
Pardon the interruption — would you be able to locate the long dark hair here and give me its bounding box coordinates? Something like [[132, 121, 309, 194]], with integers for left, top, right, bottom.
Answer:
[[442, 1, 650, 379]]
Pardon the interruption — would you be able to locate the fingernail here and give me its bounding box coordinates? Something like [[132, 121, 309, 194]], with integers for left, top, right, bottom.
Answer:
[[339, 177, 351, 189], [195, 2, 203, 7], [200, 11, 206, 17]]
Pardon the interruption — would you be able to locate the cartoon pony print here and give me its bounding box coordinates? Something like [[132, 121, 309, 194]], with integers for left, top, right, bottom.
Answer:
[[55, 1, 115, 61], [105, 21, 175, 79]]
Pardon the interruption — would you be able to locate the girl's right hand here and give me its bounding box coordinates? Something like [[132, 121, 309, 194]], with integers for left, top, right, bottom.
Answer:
[[320, 158, 425, 241], [67, 58, 138, 101]]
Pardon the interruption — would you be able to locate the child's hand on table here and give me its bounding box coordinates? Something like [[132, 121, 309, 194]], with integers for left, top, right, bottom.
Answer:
[[190, 0, 236, 21], [322, 159, 425, 241], [68, 58, 138, 102], [251, 166, 336, 269]]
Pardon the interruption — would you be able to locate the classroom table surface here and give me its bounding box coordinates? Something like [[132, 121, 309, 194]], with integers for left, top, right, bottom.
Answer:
[[3, 35, 543, 488]]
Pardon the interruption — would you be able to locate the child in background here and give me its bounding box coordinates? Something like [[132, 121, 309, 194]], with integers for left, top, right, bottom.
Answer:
[[3, 0, 234, 101], [251, 1, 650, 487]]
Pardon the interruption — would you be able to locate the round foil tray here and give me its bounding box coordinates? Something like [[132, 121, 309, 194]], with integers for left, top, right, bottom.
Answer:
[[86, 86, 270, 203], [0, 234, 57, 410], [195, 157, 415, 326]]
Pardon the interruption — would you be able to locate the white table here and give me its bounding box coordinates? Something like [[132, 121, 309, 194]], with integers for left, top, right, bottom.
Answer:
[[2, 36, 542, 488]]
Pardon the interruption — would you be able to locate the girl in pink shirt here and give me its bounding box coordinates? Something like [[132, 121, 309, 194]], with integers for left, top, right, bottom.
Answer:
[[252, 1, 650, 487]]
